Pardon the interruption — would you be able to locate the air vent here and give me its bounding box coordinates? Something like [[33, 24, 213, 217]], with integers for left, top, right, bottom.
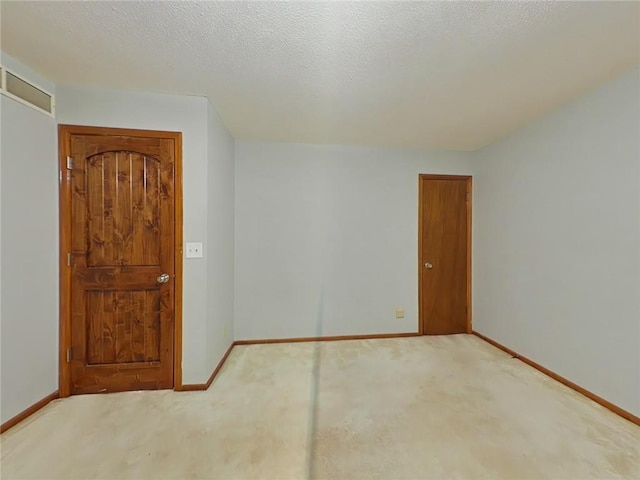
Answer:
[[1, 66, 55, 116]]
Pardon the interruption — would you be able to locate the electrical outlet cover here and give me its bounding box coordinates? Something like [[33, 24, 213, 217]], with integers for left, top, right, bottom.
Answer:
[[186, 242, 203, 258]]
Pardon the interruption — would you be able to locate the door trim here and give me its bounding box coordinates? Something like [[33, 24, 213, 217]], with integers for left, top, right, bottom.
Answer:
[[58, 125, 183, 396], [418, 174, 472, 335]]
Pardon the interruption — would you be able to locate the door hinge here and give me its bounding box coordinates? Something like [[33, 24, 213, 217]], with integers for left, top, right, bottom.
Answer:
[[66, 347, 72, 362], [66, 156, 74, 170], [466, 192, 470, 202], [67, 253, 73, 267]]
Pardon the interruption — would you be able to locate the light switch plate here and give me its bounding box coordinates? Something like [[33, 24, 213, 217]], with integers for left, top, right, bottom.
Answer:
[[185, 242, 203, 258]]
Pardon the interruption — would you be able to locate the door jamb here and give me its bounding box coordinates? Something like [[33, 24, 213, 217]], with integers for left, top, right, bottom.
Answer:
[[418, 174, 472, 335], [57, 125, 184, 397]]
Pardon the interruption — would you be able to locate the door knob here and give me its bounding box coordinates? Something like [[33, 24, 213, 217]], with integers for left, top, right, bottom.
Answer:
[[157, 273, 170, 284], [424, 262, 433, 269]]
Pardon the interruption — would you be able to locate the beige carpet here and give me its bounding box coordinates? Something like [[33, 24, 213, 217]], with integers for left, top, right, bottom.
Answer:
[[1, 335, 639, 479]]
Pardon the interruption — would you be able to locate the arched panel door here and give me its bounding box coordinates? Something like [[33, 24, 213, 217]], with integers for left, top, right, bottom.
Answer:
[[63, 129, 179, 394]]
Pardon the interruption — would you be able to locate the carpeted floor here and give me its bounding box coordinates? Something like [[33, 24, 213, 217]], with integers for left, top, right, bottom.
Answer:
[[1, 335, 639, 479]]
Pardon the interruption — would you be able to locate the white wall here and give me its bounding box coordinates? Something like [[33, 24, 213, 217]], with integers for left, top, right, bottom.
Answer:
[[55, 86, 212, 384], [473, 68, 640, 416], [206, 101, 235, 374], [235, 141, 474, 340], [0, 53, 58, 423]]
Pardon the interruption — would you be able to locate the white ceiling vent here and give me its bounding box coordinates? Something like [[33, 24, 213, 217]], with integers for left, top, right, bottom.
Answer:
[[1, 66, 55, 116]]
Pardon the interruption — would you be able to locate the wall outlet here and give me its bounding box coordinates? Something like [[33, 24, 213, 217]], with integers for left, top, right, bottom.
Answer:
[[395, 308, 404, 319], [185, 242, 203, 258]]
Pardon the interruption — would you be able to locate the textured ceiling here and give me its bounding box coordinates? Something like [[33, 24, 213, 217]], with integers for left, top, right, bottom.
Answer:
[[1, 1, 638, 150]]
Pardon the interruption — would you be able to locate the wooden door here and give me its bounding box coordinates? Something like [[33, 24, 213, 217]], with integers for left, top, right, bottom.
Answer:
[[59, 126, 182, 395], [419, 175, 471, 335]]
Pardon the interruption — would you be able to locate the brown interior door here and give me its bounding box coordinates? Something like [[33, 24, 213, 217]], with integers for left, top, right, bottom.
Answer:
[[419, 175, 471, 335], [63, 127, 178, 394]]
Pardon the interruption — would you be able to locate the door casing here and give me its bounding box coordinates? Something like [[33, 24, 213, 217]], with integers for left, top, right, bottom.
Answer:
[[58, 125, 184, 396], [418, 174, 472, 335]]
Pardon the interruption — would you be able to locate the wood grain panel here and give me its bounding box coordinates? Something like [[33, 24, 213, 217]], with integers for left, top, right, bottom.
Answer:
[[87, 293, 104, 364], [85, 289, 161, 365], [114, 291, 130, 363], [85, 156, 101, 265], [70, 137, 87, 255], [103, 154, 116, 264], [419, 175, 471, 335], [144, 290, 161, 362], [100, 291, 116, 363], [131, 156, 146, 265], [130, 291, 145, 362], [60, 126, 179, 395], [114, 153, 131, 265], [86, 152, 160, 267], [144, 155, 161, 266]]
